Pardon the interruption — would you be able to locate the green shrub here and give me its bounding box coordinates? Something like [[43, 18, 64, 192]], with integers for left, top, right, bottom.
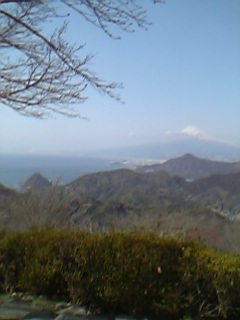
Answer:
[[19, 230, 71, 299], [0, 232, 29, 292], [0, 230, 240, 319]]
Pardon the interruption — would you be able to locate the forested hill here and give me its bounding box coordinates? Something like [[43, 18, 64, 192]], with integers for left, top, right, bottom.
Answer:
[[66, 169, 186, 200], [137, 153, 240, 179]]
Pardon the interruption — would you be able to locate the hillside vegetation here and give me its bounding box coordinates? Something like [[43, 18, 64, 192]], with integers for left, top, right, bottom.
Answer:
[[1, 230, 240, 319], [1, 158, 240, 252]]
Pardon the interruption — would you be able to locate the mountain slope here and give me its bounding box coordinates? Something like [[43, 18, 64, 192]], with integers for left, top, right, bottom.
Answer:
[[137, 153, 240, 179], [21, 172, 52, 191]]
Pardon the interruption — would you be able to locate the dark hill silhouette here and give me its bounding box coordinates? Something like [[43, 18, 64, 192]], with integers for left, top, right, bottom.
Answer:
[[21, 172, 52, 191], [67, 168, 186, 200], [137, 153, 240, 179], [0, 183, 17, 197]]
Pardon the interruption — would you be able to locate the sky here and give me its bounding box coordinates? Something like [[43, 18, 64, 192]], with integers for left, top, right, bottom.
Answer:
[[0, 0, 240, 157]]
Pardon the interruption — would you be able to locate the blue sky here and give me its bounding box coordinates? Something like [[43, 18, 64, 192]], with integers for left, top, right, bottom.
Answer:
[[1, 0, 239, 156]]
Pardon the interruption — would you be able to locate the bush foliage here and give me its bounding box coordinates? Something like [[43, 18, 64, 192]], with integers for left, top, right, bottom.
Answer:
[[0, 230, 240, 319]]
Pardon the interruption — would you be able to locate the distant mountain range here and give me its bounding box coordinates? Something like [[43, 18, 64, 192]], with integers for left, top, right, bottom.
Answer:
[[137, 153, 240, 180], [1, 153, 240, 253]]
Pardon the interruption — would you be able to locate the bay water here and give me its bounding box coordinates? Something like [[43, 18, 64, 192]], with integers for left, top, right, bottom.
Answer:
[[0, 154, 127, 189]]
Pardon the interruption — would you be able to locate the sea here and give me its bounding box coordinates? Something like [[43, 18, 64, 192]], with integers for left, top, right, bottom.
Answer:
[[0, 154, 131, 189]]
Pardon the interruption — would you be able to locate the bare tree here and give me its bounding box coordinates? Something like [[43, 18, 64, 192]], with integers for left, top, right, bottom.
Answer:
[[0, 0, 162, 118]]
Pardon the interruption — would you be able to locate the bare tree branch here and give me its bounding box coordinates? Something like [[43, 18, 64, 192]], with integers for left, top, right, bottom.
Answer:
[[0, 0, 163, 118]]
